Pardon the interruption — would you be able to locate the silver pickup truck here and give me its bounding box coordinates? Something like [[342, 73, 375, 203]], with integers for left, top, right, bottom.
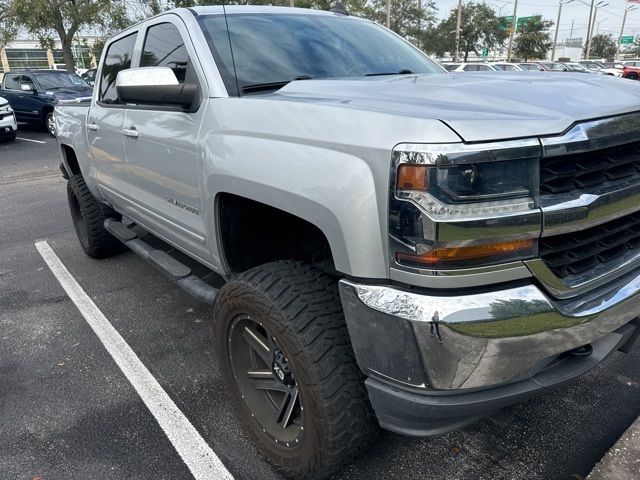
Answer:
[[55, 5, 640, 479]]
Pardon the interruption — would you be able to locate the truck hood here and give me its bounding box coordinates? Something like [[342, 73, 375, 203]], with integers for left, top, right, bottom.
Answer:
[[276, 72, 640, 142], [48, 87, 93, 100]]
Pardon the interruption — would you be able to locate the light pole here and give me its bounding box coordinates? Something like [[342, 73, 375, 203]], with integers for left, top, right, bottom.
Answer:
[[454, 0, 463, 62], [552, 0, 575, 61], [506, 0, 518, 61], [616, 5, 637, 59], [585, 0, 608, 59]]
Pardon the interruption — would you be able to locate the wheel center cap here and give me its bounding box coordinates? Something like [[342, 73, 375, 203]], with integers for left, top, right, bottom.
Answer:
[[272, 350, 294, 386]]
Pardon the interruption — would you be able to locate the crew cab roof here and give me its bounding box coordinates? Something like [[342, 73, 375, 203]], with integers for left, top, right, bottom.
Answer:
[[189, 5, 355, 17]]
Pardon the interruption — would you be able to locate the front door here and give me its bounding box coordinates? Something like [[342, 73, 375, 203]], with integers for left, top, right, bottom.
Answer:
[[122, 20, 207, 256]]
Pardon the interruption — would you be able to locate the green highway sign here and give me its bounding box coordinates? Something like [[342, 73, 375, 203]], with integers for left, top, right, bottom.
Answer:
[[516, 15, 541, 31], [482, 48, 489, 57], [499, 16, 513, 30], [621, 35, 635, 45]]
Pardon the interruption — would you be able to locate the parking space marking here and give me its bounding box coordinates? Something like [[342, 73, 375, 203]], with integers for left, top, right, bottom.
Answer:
[[35, 240, 234, 480], [16, 137, 47, 144]]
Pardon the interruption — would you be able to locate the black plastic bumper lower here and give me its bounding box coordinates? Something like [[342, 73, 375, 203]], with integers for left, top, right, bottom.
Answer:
[[366, 321, 638, 436]]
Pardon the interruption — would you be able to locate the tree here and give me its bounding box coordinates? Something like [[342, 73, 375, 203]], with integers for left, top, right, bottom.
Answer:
[[8, 0, 129, 72], [513, 16, 553, 61], [0, 0, 17, 49], [587, 33, 617, 59], [365, 0, 436, 41], [423, 2, 508, 61]]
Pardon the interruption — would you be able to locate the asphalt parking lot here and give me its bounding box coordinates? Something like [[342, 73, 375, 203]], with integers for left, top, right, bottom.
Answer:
[[1, 128, 639, 480]]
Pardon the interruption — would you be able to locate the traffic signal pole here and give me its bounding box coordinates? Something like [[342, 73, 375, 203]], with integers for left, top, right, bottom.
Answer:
[[585, 0, 596, 59], [454, 0, 462, 62], [506, 0, 519, 61], [551, 1, 564, 61]]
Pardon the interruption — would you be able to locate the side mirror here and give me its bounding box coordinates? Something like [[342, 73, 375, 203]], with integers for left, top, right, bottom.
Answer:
[[20, 83, 35, 92], [116, 67, 197, 108]]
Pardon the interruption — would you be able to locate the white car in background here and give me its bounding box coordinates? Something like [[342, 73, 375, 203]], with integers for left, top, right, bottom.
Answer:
[[443, 62, 498, 72], [490, 63, 525, 71], [578, 60, 624, 77], [0, 96, 17, 142]]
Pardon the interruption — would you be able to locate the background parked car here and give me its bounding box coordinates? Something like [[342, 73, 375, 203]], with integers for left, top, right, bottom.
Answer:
[[539, 62, 570, 71], [564, 62, 594, 73], [444, 62, 498, 72], [490, 63, 525, 71], [0, 69, 93, 136], [519, 62, 546, 71], [623, 64, 640, 80], [0, 95, 17, 142], [578, 60, 623, 77]]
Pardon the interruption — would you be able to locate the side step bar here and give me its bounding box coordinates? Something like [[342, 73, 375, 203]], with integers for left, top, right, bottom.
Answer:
[[104, 218, 218, 304]]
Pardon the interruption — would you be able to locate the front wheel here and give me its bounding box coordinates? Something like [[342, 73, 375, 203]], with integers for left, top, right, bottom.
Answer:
[[45, 112, 56, 136], [214, 261, 377, 480], [627, 73, 639, 80]]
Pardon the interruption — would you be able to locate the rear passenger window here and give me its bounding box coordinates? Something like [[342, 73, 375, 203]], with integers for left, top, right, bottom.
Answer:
[[100, 32, 138, 104], [141, 23, 190, 83]]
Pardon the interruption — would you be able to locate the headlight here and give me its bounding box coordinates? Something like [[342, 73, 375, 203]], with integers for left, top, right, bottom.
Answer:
[[390, 140, 541, 270]]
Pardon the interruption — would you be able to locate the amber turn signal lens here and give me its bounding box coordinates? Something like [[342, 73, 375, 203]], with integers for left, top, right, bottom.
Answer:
[[396, 239, 534, 267], [397, 164, 428, 190]]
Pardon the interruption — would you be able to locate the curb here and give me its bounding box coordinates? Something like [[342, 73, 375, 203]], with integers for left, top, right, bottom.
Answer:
[[587, 415, 640, 480]]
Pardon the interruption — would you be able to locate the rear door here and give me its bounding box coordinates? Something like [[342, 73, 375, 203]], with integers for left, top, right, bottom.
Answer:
[[121, 18, 208, 256], [89, 31, 139, 205]]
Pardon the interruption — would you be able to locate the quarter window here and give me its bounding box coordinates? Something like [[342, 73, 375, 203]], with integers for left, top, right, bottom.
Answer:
[[99, 32, 138, 104], [141, 23, 190, 83]]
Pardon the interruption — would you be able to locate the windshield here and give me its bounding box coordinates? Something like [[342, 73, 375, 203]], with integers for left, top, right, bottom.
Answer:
[[199, 13, 444, 94], [35, 72, 89, 90]]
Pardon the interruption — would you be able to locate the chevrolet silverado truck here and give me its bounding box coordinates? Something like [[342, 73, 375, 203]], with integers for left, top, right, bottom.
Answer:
[[54, 5, 640, 479]]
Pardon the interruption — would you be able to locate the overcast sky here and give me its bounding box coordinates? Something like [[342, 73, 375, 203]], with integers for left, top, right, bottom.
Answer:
[[433, 0, 640, 42]]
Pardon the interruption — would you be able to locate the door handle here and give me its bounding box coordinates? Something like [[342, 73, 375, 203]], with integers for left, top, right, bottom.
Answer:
[[122, 128, 139, 139], [87, 124, 99, 132]]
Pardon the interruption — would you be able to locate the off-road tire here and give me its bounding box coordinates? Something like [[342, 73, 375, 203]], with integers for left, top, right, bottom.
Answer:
[[214, 260, 378, 480], [67, 174, 122, 258]]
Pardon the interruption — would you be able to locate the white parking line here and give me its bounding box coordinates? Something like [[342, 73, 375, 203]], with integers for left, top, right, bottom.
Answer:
[[17, 137, 47, 144], [35, 240, 234, 480]]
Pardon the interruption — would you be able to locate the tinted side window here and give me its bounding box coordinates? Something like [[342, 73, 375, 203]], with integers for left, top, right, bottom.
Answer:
[[477, 65, 491, 71], [100, 32, 137, 104], [463, 65, 478, 71], [4, 74, 21, 89], [21, 75, 35, 89], [141, 23, 189, 83]]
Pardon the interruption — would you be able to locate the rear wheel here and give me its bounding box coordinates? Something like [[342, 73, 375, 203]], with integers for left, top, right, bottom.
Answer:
[[214, 261, 378, 480], [627, 72, 639, 80], [67, 174, 122, 258]]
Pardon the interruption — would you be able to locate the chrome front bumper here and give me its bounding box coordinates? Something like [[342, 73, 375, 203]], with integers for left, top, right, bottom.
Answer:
[[339, 268, 640, 391]]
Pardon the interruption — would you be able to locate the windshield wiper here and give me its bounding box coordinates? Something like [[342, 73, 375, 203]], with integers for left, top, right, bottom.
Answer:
[[365, 69, 414, 76], [241, 75, 313, 95]]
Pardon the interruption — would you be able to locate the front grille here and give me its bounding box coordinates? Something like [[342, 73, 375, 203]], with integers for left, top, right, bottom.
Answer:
[[541, 141, 640, 194], [540, 211, 640, 278]]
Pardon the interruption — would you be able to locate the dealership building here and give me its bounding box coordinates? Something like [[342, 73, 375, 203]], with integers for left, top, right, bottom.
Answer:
[[0, 36, 98, 76]]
